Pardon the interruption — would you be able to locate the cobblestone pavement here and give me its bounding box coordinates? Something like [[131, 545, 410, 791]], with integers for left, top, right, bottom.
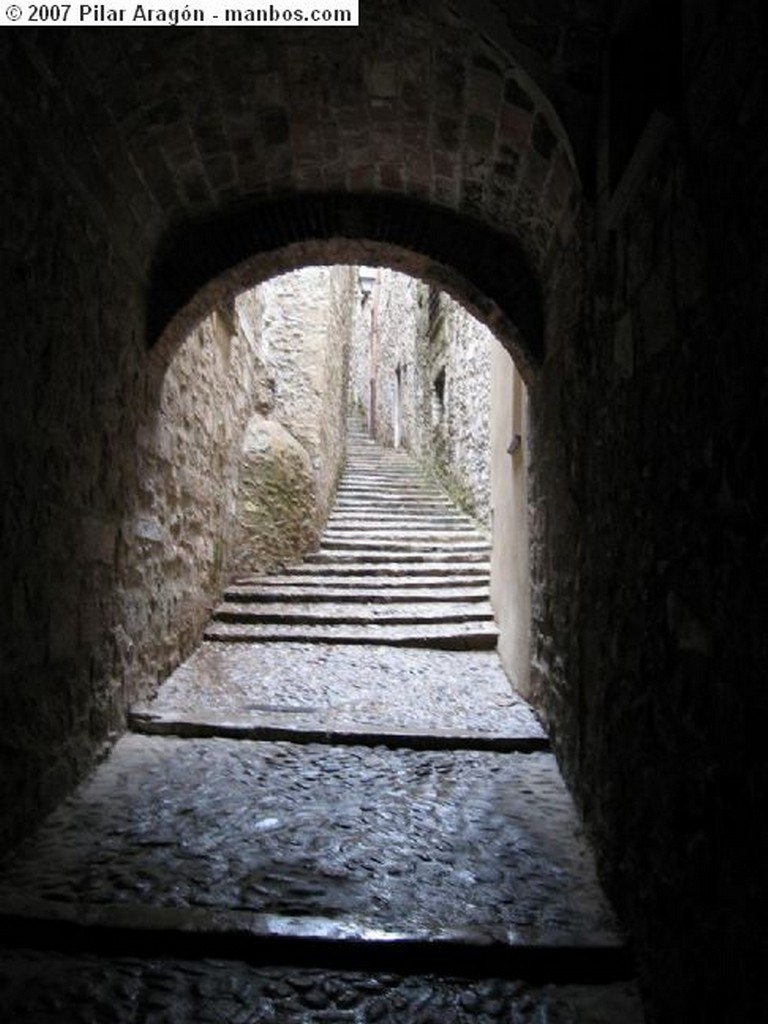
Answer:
[[0, 736, 614, 943], [135, 643, 546, 739], [0, 429, 645, 1021], [0, 951, 645, 1023]]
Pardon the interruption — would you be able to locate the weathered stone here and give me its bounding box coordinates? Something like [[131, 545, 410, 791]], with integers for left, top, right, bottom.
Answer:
[[0, 952, 645, 1024], [350, 271, 495, 527], [235, 415, 315, 572], [0, 736, 621, 949]]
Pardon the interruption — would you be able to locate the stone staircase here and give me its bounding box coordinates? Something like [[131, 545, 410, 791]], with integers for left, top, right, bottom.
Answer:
[[0, 424, 645, 1023], [205, 424, 499, 651]]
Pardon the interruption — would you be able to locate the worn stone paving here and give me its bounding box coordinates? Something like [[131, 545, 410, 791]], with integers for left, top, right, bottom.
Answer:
[[133, 643, 545, 739], [0, 736, 615, 944], [212, 600, 495, 625], [0, 426, 645, 1021], [0, 951, 645, 1024]]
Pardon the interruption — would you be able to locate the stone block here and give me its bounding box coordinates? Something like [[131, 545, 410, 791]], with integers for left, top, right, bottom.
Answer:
[[235, 415, 315, 572]]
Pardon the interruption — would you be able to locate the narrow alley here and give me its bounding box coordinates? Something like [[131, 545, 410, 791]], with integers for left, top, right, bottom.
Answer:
[[0, 424, 643, 1022], [3, 14, 767, 1020]]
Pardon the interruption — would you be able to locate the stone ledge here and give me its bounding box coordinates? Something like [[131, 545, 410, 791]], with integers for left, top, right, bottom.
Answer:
[[0, 896, 632, 983], [203, 622, 499, 649], [210, 601, 496, 627], [129, 708, 551, 753], [222, 585, 490, 603]]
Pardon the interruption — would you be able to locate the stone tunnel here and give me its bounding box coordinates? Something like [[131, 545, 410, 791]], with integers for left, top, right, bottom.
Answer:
[[1, 4, 767, 1021]]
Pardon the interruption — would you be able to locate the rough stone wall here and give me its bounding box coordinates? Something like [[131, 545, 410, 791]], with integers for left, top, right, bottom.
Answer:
[[236, 415, 316, 571], [418, 293, 493, 525], [350, 268, 421, 451], [528, 6, 768, 1021], [0, 198, 261, 857], [133, 310, 263, 675], [0, 57, 151, 854], [322, 267, 355, 515], [252, 267, 353, 556], [348, 276, 369, 427], [0, 160, 348, 854], [351, 270, 493, 526]]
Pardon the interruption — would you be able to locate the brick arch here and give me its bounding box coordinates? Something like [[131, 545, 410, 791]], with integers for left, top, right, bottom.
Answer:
[[149, 194, 544, 377], [61, 12, 583, 370]]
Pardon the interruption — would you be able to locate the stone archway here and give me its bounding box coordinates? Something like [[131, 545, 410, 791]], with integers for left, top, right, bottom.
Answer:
[[0, 10, 587, 853], [148, 195, 546, 376]]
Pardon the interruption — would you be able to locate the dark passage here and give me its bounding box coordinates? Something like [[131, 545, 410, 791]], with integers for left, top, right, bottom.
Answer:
[[2, 10, 767, 1021], [0, 429, 642, 1021]]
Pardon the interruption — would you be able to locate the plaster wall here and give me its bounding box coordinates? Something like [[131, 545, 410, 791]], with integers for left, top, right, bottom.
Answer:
[[490, 348, 531, 697]]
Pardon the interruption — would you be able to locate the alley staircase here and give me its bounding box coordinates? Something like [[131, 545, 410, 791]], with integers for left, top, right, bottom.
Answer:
[[0, 424, 645, 1023], [206, 421, 499, 650]]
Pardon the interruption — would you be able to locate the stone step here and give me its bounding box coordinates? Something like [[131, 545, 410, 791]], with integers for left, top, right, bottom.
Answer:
[[0, 736, 624, 965], [327, 513, 475, 526], [323, 532, 489, 548], [203, 620, 499, 648], [129, 644, 545, 742], [332, 507, 458, 518], [306, 549, 491, 564], [325, 523, 481, 536], [334, 497, 452, 505], [0, 948, 645, 1021], [339, 468, 426, 477], [231, 572, 489, 588], [319, 536, 489, 552], [329, 507, 476, 518], [331, 507, 459, 518], [130, 709, 550, 754], [334, 495, 452, 507], [340, 474, 427, 483], [341, 472, 430, 479], [337, 480, 448, 489], [222, 585, 490, 603], [274, 562, 491, 578], [0, 902, 635, 992], [211, 601, 496, 627], [345, 466, 422, 472], [344, 461, 424, 468], [337, 488, 436, 497]]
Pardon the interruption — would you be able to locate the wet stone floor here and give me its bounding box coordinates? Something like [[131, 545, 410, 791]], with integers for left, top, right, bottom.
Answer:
[[0, 735, 615, 942], [0, 952, 644, 1024], [0, 640, 646, 1021], [0, 433, 645, 1020]]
